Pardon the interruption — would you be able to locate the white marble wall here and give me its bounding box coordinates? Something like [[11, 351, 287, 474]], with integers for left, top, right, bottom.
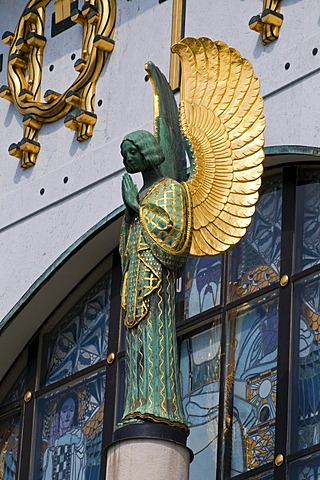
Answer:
[[185, 0, 320, 147], [0, 0, 319, 328]]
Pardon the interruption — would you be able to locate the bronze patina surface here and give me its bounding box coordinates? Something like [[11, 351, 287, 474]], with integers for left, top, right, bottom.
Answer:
[[119, 37, 265, 429]]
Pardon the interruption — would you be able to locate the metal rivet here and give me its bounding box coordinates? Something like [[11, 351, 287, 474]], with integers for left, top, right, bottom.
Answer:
[[225, 415, 231, 428], [24, 391, 32, 403], [107, 352, 116, 364], [280, 274, 289, 287], [275, 453, 284, 467]]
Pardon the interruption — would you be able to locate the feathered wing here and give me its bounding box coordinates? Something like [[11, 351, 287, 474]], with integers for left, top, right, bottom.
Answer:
[[171, 38, 265, 256], [82, 404, 104, 440], [145, 62, 187, 182]]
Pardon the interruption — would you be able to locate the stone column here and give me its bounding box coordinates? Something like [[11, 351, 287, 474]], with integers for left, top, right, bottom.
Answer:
[[105, 423, 192, 480]]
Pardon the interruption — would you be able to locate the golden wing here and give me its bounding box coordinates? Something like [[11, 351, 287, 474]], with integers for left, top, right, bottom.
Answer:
[[171, 38, 265, 256], [82, 404, 104, 440]]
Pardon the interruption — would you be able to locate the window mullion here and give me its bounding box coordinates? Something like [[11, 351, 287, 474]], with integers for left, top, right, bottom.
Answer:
[[38, 331, 49, 389], [221, 307, 236, 480], [274, 166, 297, 480], [217, 252, 229, 480], [18, 337, 39, 480], [100, 250, 122, 478]]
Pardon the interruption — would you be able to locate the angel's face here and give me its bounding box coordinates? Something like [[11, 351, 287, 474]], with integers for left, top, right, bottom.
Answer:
[[59, 398, 75, 432], [122, 140, 149, 174]]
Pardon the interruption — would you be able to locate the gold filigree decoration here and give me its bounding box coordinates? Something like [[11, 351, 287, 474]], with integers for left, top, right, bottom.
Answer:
[[0, 0, 116, 168], [301, 303, 320, 341], [123, 411, 188, 431], [172, 38, 265, 256], [249, 0, 283, 45]]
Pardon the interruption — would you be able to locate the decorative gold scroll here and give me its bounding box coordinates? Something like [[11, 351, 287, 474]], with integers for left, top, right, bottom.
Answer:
[[249, 0, 283, 45], [0, 0, 116, 168]]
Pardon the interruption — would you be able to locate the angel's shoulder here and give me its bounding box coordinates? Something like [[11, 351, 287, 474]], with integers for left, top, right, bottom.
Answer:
[[142, 177, 186, 208]]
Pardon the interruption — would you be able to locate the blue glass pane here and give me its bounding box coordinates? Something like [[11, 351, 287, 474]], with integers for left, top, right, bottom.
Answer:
[[46, 272, 112, 384], [291, 273, 320, 453], [247, 471, 274, 480], [180, 318, 222, 480], [289, 452, 320, 480], [35, 370, 105, 480], [1, 368, 26, 407], [227, 294, 278, 476], [0, 413, 20, 480], [177, 255, 222, 320], [296, 169, 320, 271], [255, 472, 273, 480], [228, 176, 282, 301]]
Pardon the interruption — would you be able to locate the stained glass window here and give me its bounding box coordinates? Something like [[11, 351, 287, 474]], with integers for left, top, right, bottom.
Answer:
[[34, 370, 105, 480], [226, 294, 279, 476], [247, 472, 274, 480], [291, 272, 320, 453], [180, 318, 222, 480], [0, 413, 20, 480], [289, 453, 320, 480], [228, 176, 282, 301], [45, 272, 112, 384], [295, 169, 320, 271], [4, 164, 320, 480], [178, 256, 222, 320], [258, 473, 273, 480], [0, 368, 26, 407]]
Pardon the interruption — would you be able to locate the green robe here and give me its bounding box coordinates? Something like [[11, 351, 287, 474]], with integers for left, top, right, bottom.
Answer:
[[120, 177, 192, 429]]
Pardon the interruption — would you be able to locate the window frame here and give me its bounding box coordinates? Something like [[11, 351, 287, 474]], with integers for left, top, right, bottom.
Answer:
[[2, 163, 320, 480], [0, 248, 122, 480], [177, 164, 320, 480]]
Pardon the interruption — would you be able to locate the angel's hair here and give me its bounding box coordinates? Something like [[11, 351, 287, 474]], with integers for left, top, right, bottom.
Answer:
[[120, 130, 164, 167]]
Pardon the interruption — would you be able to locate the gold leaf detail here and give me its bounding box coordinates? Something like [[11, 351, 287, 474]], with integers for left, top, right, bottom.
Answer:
[[173, 37, 265, 255]]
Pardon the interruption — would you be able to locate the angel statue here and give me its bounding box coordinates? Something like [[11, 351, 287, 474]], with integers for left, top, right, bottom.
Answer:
[[119, 38, 265, 430]]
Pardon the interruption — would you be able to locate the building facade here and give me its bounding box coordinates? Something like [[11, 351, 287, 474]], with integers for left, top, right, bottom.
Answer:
[[0, 1, 320, 479]]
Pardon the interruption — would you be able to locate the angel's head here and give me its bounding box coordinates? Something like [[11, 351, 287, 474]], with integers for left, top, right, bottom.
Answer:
[[121, 130, 164, 174], [56, 391, 79, 434]]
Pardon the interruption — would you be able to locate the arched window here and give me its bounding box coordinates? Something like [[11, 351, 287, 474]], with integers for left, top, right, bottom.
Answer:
[[177, 165, 320, 480], [1, 162, 320, 480], [0, 253, 121, 480], [0, 355, 26, 480]]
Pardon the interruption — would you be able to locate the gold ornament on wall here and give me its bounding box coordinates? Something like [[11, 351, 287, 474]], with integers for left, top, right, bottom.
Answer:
[[0, 0, 116, 168], [249, 0, 283, 45]]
